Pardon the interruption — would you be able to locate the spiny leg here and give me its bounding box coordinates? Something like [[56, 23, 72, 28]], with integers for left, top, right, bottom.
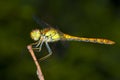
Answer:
[[39, 42, 52, 61], [30, 42, 39, 46], [31, 40, 44, 52], [38, 40, 44, 51], [30, 42, 39, 49], [36, 39, 42, 47]]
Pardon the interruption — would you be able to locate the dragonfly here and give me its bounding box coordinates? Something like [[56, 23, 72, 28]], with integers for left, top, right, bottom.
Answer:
[[30, 16, 115, 61]]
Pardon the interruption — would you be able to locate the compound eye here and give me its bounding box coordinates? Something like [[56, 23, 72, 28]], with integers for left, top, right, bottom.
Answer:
[[30, 29, 41, 41]]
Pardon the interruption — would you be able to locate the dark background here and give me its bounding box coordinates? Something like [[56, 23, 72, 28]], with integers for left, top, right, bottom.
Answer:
[[0, 0, 120, 80]]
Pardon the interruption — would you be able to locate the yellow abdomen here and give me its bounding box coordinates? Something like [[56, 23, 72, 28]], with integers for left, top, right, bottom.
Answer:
[[62, 34, 115, 45]]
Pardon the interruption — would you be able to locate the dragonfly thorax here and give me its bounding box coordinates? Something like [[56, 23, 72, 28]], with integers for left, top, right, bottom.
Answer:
[[42, 28, 61, 42]]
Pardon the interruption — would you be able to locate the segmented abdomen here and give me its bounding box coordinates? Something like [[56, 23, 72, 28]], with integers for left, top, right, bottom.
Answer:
[[62, 34, 115, 45]]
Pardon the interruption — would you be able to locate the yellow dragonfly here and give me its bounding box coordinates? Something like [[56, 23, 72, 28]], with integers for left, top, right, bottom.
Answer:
[[30, 16, 115, 61]]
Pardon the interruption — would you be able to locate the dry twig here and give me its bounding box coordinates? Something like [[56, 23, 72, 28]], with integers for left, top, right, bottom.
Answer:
[[27, 45, 45, 80]]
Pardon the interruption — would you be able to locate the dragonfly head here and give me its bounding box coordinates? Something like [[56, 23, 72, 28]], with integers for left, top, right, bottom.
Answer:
[[30, 29, 41, 41]]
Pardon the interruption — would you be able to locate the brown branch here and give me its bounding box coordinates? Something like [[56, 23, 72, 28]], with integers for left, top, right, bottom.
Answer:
[[27, 45, 45, 80]]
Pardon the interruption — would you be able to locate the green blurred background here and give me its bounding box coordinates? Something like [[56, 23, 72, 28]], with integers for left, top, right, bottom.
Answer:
[[0, 0, 120, 80]]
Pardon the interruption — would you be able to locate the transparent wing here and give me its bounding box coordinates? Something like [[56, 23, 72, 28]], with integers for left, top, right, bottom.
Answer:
[[32, 15, 51, 28]]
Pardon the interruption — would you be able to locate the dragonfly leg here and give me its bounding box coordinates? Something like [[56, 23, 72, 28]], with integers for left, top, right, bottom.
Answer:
[[30, 39, 44, 52], [32, 47, 40, 50], [39, 42, 52, 61], [36, 40, 42, 47], [32, 40, 44, 52], [30, 42, 39, 46], [38, 40, 44, 51]]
